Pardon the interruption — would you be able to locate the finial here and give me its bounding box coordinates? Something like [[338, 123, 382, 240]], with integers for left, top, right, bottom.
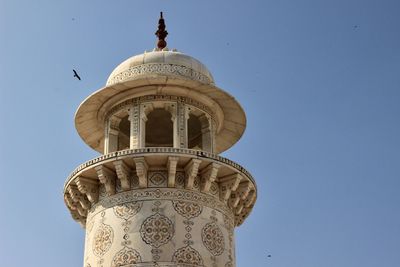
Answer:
[[155, 11, 168, 50]]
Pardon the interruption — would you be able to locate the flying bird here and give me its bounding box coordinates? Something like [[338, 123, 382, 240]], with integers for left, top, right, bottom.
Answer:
[[73, 69, 81, 80], [267, 254, 272, 258]]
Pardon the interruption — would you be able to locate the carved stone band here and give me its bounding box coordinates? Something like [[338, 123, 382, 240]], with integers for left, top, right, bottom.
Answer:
[[106, 63, 212, 86]]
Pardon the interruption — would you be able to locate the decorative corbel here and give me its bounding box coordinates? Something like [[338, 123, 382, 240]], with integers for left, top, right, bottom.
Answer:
[[75, 176, 99, 203], [229, 181, 252, 208], [219, 173, 242, 202], [67, 184, 91, 210], [113, 160, 131, 191], [184, 158, 202, 189], [134, 157, 148, 188], [95, 165, 116, 195], [200, 162, 221, 193], [243, 189, 256, 208], [167, 156, 179, 187], [64, 193, 77, 210]]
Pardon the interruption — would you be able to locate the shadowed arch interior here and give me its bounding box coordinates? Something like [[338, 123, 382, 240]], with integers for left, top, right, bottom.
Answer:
[[118, 115, 130, 150], [145, 108, 173, 147]]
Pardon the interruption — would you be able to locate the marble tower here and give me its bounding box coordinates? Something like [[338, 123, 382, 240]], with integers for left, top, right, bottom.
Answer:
[[63, 14, 257, 267]]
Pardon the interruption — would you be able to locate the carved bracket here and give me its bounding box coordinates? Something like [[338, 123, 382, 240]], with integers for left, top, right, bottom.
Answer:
[[219, 173, 242, 202], [113, 160, 131, 191], [134, 157, 148, 188], [75, 176, 99, 203], [200, 162, 220, 193], [95, 165, 116, 195], [167, 156, 179, 187], [184, 158, 202, 189], [67, 184, 91, 210]]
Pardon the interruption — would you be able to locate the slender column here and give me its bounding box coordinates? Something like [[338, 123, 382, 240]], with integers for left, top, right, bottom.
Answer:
[[108, 116, 121, 153], [139, 104, 153, 148], [177, 102, 188, 148], [199, 114, 212, 153], [129, 104, 140, 149], [104, 120, 109, 154], [211, 119, 217, 153], [165, 103, 178, 148]]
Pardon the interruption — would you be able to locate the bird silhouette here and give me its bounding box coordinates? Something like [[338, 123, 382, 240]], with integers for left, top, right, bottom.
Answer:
[[267, 254, 272, 258], [73, 69, 81, 80]]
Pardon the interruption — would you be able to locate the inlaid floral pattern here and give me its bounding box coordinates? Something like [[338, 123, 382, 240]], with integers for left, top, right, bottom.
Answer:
[[92, 223, 114, 257], [173, 201, 203, 219], [140, 213, 174, 248], [113, 202, 142, 220], [202, 222, 225, 256], [172, 245, 203, 265], [111, 247, 141, 267]]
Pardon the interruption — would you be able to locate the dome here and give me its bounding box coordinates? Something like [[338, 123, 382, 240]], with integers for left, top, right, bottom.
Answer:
[[106, 50, 214, 86]]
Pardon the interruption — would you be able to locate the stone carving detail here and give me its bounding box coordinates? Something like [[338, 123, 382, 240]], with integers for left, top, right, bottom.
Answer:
[[173, 201, 203, 220], [106, 63, 212, 86], [88, 188, 234, 226], [140, 213, 174, 248], [202, 222, 225, 256], [149, 172, 167, 187], [225, 262, 233, 267], [172, 245, 203, 266], [111, 247, 142, 267], [113, 202, 142, 220], [209, 182, 219, 196], [92, 223, 114, 257], [98, 185, 107, 200], [176, 172, 185, 188]]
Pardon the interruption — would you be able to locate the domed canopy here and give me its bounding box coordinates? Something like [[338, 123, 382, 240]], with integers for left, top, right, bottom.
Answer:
[[106, 50, 214, 86], [75, 50, 246, 154]]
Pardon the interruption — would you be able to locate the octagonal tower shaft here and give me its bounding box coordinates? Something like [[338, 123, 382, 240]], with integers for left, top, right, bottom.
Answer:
[[64, 17, 257, 267]]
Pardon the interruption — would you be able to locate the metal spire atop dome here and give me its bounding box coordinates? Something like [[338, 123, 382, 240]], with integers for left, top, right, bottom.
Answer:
[[155, 12, 168, 50]]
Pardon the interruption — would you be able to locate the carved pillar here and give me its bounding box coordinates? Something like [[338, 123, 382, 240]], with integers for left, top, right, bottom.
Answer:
[[177, 102, 188, 148], [129, 104, 140, 149], [199, 114, 212, 153], [210, 119, 217, 154], [139, 104, 153, 148], [165, 103, 178, 148], [104, 120, 109, 154], [107, 116, 121, 153]]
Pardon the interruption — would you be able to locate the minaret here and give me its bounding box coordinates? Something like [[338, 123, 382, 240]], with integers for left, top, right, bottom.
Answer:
[[64, 13, 257, 267]]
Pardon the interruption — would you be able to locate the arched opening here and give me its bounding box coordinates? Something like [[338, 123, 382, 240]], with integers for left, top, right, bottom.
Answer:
[[118, 115, 130, 150], [188, 114, 203, 150], [145, 108, 173, 147]]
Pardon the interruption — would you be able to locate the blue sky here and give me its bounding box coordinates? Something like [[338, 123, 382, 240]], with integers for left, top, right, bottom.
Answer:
[[1, 0, 399, 266]]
